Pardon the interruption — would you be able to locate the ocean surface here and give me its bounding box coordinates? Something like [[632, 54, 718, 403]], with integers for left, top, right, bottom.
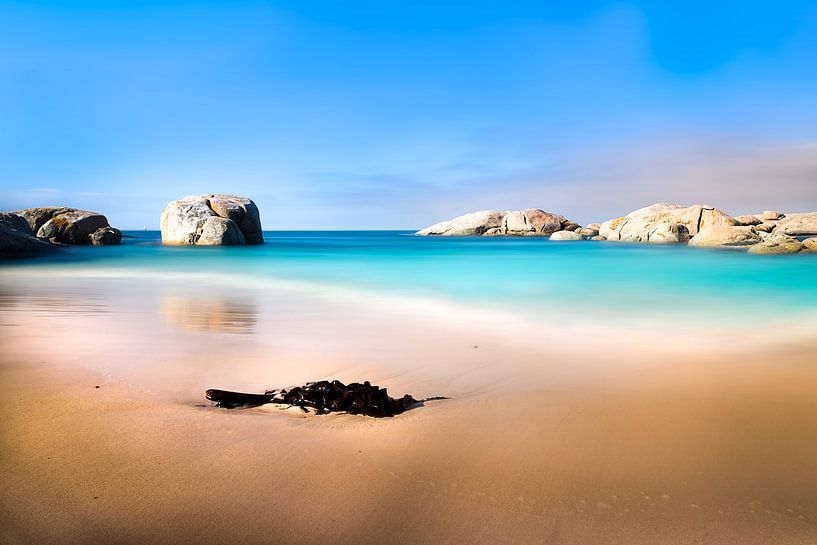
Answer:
[[3, 230, 817, 328]]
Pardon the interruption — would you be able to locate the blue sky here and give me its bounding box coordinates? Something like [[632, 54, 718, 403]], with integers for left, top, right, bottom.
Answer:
[[1, 1, 816, 228]]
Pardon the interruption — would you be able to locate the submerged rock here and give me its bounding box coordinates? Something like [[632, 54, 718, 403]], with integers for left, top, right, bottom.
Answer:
[[12, 207, 121, 246], [160, 194, 263, 246], [549, 230, 583, 241], [206, 380, 421, 417], [416, 209, 578, 236]]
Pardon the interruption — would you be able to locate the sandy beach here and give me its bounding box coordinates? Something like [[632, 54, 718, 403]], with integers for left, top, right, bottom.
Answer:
[[4, 0, 817, 542], [2, 271, 817, 545]]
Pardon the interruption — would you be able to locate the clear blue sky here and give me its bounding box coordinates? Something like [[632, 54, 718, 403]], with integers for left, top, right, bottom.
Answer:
[[1, 1, 816, 228]]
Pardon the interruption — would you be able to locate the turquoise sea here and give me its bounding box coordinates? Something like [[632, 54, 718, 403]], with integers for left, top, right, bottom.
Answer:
[[4, 230, 817, 326]]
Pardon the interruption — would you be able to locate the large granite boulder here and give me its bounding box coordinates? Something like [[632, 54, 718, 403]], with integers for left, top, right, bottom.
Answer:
[[12, 207, 121, 246], [747, 234, 805, 255], [688, 225, 761, 248], [772, 212, 817, 236], [416, 209, 578, 236], [803, 238, 817, 253], [600, 215, 690, 244], [0, 222, 53, 258], [734, 214, 762, 226], [160, 195, 263, 246], [576, 226, 599, 236], [88, 227, 123, 246], [761, 210, 785, 221], [599, 203, 736, 244]]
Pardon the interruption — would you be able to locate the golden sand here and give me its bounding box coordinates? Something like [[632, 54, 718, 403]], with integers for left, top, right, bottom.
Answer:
[[1, 275, 816, 544]]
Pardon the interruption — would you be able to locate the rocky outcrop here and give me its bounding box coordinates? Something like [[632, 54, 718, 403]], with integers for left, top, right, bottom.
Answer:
[[416, 209, 578, 236], [600, 203, 736, 244], [160, 195, 263, 246], [803, 238, 817, 253], [688, 225, 761, 248], [549, 230, 583, 241], [600, 216, 689, 244], [11, 207, 121, 246], [0, 212, 34, 235], [747, 234, 805, 255], [0, 222, 53, 258], [761, 210, 785, 221], [576, 227, 599, 236], [734, 215, 762, 226], [89, 227, 123, 246], [773, 212, 817, 236]]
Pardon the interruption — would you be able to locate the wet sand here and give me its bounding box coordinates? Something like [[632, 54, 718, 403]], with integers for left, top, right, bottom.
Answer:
[[1, 274, 817, 544]]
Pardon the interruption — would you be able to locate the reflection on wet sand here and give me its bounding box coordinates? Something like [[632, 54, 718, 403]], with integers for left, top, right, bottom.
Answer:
[[161, 294, 257, 334], [0, 287, 109, 317]]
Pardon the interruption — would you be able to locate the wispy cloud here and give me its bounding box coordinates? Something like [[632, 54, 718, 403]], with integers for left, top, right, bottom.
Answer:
[[359, 135, 817, 227]]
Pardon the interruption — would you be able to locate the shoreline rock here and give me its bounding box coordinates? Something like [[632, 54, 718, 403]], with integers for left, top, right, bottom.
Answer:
[[11, 207, 121, 246], [549, 230, 583, 241], [160, 194, 263, 246], [418, 203, 816, 254], [0, 222, 54, 258], [600, 203, 736, 244], [416, 209, 579, 236], [772, 212, 817, 236], [747, 234, 805, 254], [688, 225, 762, 248]]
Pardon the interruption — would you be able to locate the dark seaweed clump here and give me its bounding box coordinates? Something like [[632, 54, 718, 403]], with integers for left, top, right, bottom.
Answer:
[[206, 380, 419, 417]]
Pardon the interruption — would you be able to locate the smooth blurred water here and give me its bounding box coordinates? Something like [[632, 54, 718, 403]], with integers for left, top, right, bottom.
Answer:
[[3, 230, 817, 324]]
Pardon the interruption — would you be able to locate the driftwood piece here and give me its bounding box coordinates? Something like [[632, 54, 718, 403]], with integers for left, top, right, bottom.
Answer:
[[206, 380, 421, 417]]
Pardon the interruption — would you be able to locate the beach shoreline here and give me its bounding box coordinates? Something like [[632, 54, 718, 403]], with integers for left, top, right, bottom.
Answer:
[[2, 269, 817, 544]]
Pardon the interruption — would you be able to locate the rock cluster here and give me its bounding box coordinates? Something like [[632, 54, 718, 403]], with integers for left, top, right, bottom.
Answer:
[[207, 380, 419, 417], [417, 203, 817, 254], [418, 203, 817, 254], [13, 207, 121, 246], [416, 209, 578, 236], [160, 194, 263, 246], [1, 207, 121, 258], [747, 234, 807, 255], [600, 203, 737, 244]]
